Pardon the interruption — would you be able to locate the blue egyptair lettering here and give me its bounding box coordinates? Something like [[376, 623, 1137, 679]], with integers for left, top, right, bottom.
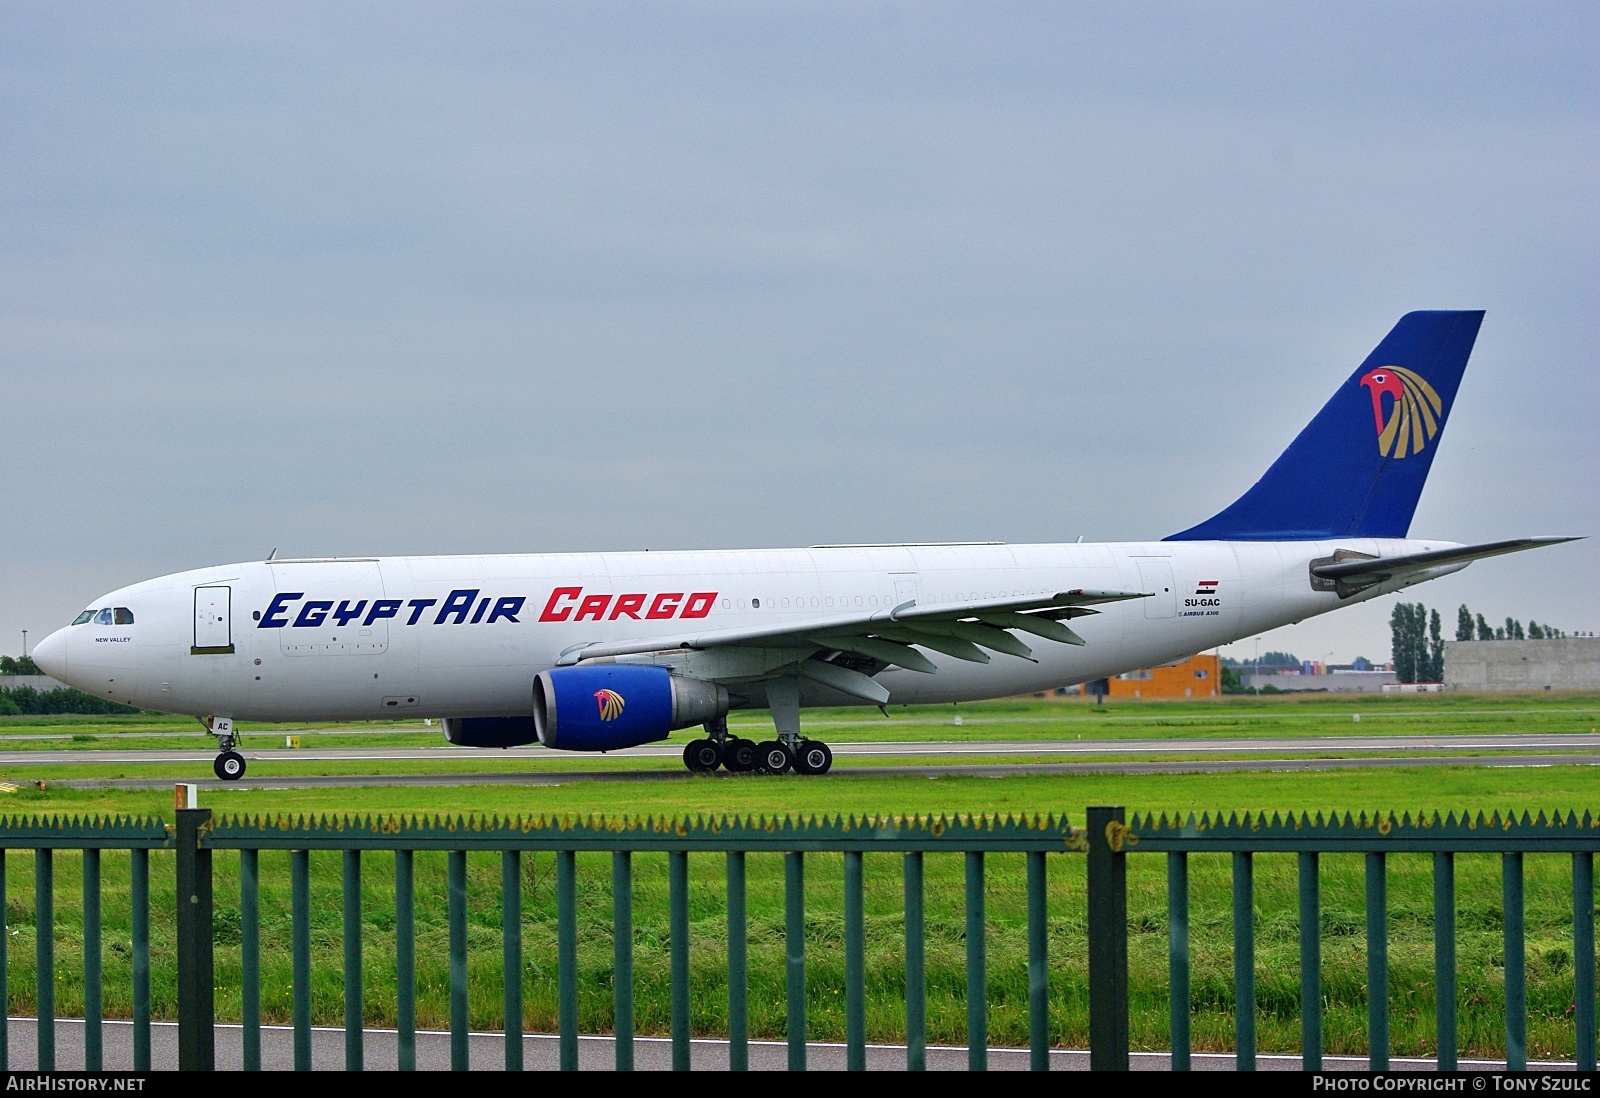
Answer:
[[404, 599, 437, 625], [435, 588, 480, 625], [470, 597, 490, 624], [487, 596, 524, 624], [364, 600, 402, 626], [332, 600, 367, 627], [294, 601, 334, 628], [259, 593, 304, 628]]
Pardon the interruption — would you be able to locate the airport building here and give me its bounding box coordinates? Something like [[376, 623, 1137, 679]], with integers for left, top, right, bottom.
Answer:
[[1239, 666, 1398, 693], [1060, 654, 1220, 699], [1444, 637, 1600, 692]]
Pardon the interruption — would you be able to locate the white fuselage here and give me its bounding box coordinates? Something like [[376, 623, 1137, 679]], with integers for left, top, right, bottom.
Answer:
[[40, 538, 1462, 724]]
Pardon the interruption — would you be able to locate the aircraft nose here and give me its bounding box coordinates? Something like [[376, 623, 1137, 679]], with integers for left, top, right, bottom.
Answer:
[[31, 628, 68, 680]]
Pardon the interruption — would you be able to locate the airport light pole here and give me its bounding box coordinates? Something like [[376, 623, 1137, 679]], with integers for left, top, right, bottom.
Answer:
[[21, 631, 26, 659]]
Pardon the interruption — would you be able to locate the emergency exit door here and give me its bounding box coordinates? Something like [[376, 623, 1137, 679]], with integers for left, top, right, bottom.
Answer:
[[193, 586, 233, 653]]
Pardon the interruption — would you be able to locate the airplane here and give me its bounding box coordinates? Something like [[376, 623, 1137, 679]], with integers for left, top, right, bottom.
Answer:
[[30, 310, 1578, 781]]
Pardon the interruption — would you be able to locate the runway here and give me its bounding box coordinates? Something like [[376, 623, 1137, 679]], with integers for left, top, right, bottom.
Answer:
[[4, 733, 1595, 789]]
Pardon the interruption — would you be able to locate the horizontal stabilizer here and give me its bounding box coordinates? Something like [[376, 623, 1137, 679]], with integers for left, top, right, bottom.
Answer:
[[1311, 537, 1581, 585]]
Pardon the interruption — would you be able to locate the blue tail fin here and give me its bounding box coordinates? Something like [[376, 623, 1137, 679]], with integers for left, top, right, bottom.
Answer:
[[1165, 310, 1484, 542]]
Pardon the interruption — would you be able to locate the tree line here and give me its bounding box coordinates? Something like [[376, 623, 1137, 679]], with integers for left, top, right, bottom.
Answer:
[[1452, 606, 1566, 642], [1391, 603, 1573, 683], [0, 685, 142, 716]]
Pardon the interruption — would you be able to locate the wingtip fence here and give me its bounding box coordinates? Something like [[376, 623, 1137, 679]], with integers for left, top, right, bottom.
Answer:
[[0, 805, 1589, 1072]]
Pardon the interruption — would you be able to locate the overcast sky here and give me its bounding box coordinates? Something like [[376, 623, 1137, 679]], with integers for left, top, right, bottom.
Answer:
[[2, 1, 1595, 665]]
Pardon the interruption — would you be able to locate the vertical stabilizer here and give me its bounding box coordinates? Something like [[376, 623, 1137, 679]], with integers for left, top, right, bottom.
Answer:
[[1166, 310, 1483, 541]]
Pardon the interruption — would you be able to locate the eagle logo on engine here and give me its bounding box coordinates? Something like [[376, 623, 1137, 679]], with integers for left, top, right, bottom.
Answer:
[[594, 688, 625, 722]]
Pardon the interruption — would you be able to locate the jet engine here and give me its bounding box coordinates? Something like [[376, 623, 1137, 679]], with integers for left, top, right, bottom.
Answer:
[[533, 664, 728, 751], [441, 715, 539, 748]]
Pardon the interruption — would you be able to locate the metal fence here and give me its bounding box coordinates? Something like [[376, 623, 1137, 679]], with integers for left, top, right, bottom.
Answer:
[[0, 806, 1593, 1071]]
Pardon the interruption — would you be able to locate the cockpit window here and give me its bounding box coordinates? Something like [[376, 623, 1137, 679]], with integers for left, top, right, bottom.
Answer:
[[72, 611, 94, 626], [92, 608, 113, 625], [113, 607, 135, 625]]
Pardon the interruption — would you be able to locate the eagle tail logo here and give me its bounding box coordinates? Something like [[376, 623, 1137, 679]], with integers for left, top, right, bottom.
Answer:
[[594, 688, 625, 722], [1360, 365, 1443, 459]]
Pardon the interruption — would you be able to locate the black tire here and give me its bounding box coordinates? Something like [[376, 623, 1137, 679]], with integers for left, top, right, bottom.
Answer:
[[214, 750, 246, 781], [683, 739, 721, 772], [795, 739, 833, 775], [723, 738, 758, 772], [756, 740, 793, 775]]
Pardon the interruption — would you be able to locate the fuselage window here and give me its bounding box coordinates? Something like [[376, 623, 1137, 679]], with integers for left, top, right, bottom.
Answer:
[[114, 608, 135, 625], [92, 608, 113, 625], [752, 598, 760, 609], [72, 611, 94, 626]]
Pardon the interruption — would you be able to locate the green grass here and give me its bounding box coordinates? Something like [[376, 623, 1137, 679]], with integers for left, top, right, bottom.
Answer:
[[0, 691, 1592, 1059]]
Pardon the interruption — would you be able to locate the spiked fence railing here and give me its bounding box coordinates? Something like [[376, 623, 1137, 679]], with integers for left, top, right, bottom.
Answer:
[[1125, 808, 1600, 1072], [0, 805, 1592, 1071]]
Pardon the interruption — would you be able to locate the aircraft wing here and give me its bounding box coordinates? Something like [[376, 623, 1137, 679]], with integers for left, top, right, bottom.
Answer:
[[555, 589, 1148, 696], [1311, 537, 1580, 586]]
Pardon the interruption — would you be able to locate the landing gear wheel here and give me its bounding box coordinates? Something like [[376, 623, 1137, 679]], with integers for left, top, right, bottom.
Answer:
[[794, 740, 833, 775], [755, 740, 794, 775], [722, 738, 758, 773], [214, 750, 246, 781], [683, 739, 722, 773]]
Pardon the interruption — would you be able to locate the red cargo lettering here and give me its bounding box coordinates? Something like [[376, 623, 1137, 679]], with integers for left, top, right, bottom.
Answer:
[[608, 593, 647, 620], [681, 592, 716, 619], [646, 592, 683, 619], [575, 594, 612, 621], [539, 587, 583, 622]]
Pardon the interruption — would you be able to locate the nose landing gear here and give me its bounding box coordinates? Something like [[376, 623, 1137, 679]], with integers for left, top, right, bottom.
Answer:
[[204, 715, 247, 781]]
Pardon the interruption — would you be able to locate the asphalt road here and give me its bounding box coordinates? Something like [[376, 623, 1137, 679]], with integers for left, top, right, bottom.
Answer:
[[1, 1018, 1556, 1071], [2, 733, 1594, 788]]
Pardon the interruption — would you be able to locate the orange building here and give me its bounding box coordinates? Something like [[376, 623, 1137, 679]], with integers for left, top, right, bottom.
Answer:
[[1064, 653, 1220, 699]]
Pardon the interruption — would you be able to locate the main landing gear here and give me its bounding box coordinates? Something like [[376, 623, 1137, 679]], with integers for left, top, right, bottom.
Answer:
[[679, 680, 835, 776], [206, 715, 247, 781]]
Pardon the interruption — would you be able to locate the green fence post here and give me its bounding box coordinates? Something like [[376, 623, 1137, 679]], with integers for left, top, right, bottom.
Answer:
[[1026, 849, 1048, 1071], [131, 849, 149, 1072], [175, 807, 214, 1072], [1504, 851, 1526, 1071], [35, 848, 53, 1071], [1366, 851, 1388, 1070], [292, 849, 311, 1071], [1233, 850, 1255, 1071], [1433, 851, 1456, 1072], [343, 849, 364, 1071], [1575, 851, 1595, 1072], [786, 850, 806, 1071], [0, 850, 6, 1073], [1169, 851, 1190, 1071], [396, 849, 416, 1071], [727, 851, 748, 1072], [613, 850, 635, 1072], [82, 848, 101, 1072], [241, 848, 260, 1071], [557, 850, 578, 1071], [905, 850, 926, 1072], [449, 849, 469, 1071], [1086, 806, 1128, 1071], [966, 850, 987, 1071], [503, 850, 524, 1072], [670, 849, 690, 1071], [1299, 851, 1321, 1071], [845, 849, 865, 1070]]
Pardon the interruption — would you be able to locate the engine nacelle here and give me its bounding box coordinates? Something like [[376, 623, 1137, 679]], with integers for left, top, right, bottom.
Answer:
[[533, 665, 728, 752], [441, 716, 538, 748]]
